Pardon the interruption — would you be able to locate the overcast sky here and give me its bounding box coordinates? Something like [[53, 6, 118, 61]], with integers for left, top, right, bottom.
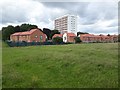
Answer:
[[0, 0, 118, 35]]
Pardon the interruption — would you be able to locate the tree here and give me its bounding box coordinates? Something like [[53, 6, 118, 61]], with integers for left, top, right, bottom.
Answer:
[[2, 25, 15, 41], [43, 28, 51, 40], [77, 32, 89, 36], [20, 23, 38, 32], [107, 34, 110, 36], [50, 30, 60, 39], [14, 25, 20, 32], [52, 37, 63, 44], [118, 34, 120, 42], [74, 36, 82, 43]]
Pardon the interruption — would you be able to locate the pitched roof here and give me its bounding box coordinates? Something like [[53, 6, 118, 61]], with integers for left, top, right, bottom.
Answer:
[[52, 34, 63, 38], [110, 35, 118, 37], [67, 33, 76, 37], [80, 33, 118, 39], [81, 34, 94, 37], [11, 29, 40, 36], [12, 32, 21, 36]]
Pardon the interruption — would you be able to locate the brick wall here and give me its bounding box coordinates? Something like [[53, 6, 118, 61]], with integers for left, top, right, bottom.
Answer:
[[80, 34, 118, 43], [29, 30, 46, 42], [67, 36, 75, 43]]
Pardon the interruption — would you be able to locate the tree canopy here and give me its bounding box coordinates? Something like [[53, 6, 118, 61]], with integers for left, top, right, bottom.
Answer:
[[20, 23, 38, 32], [77, 32, 89, 36], [50, 30, 60, 39], [2, 25, 15, 41], [43, 28, 51, 40], [118, 34, 120, 42]]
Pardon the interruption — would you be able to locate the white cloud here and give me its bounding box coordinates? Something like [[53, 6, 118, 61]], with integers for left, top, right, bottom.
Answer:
[[0, 0, 118, 34], [77, 16, 118, 34], [0, 0, 67, 30]]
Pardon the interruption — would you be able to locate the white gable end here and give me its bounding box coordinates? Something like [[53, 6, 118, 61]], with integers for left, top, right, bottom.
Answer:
[[63, 33, 67, 43]]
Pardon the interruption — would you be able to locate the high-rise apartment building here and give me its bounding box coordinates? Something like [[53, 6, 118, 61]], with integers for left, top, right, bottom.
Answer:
[[54, 15, 77, 35]]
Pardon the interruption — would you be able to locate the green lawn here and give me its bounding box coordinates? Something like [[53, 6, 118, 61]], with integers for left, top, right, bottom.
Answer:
[[2, 43, 118, 88]]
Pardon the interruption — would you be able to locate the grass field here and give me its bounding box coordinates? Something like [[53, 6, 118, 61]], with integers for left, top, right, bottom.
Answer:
[[2, 43, 118, 88]]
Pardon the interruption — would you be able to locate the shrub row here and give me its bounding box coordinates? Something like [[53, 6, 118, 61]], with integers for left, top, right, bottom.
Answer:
[[6, 41, 66, 47]]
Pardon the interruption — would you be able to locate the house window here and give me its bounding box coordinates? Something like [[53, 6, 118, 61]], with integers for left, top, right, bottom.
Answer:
[[35, 35, 38, 38], [64, 37, 66, 40], [40, 35, 43, 40], [22, 36, 25, 38]]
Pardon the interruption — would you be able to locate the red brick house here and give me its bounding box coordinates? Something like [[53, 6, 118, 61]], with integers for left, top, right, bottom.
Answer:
[[63, 33, 76, 43], [80, 34, 118, 43], [10, 29, 47, 42]]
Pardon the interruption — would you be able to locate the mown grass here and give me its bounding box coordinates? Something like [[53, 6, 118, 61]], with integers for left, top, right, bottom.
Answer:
[[2, 43, 118, 88]]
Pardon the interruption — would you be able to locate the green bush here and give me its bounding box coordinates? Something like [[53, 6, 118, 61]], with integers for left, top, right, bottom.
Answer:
[[65, 42, 73, 44], [74, 37, 82, 43], [52, 37, 63, 44], [118, 34, 120, 42]]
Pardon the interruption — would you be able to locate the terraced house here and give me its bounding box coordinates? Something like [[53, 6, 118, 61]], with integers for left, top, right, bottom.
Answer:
[[79, 34, 118, 43], [10, 29, 47, 42]]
